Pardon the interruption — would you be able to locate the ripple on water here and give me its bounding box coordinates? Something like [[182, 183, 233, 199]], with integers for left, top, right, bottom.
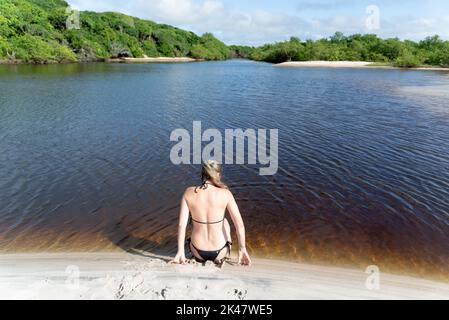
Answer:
[[0, 62, 448, 280]]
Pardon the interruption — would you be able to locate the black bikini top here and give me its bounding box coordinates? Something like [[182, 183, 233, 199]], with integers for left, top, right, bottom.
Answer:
[[190, 216, 225, 225], [194, 181, 213, 193], [191, 181, 225, 224]]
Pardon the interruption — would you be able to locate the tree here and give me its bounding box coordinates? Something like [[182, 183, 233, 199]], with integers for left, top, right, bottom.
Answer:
[[330, 31, 346, 43], [1, 0, 232, 63], [394, 49, 422, 68]]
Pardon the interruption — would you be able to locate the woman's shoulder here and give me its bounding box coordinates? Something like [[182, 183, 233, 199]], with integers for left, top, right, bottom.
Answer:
[[216, 186, 234, 199], [224, 188, 234, 198], [183, 186, 197, 195]]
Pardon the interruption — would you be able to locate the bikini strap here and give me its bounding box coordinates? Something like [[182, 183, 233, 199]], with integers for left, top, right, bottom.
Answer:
[[220, 241, 233, 263], [194, 182, 213, 193], [188, 239, 231, 254], [190, 216, 226, 225]]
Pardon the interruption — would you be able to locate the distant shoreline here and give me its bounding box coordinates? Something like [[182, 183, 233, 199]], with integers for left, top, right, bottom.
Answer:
[[0, 56, 199, 65], [275, 60, 449, 71], [107, 57, 199, 63], [2, 58, 449, 71]]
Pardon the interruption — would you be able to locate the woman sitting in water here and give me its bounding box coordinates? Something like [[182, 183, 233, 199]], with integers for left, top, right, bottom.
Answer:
[[172, 160, 252, 266]]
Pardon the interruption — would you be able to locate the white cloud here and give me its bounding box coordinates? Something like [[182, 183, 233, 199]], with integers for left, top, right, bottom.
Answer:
[[67, 0, 449, 45]]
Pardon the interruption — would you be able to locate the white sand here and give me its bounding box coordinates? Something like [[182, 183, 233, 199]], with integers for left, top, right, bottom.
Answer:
[[0, 252, 448, 300], [276, 61, 449, 71], [276, 61, 374, 68]]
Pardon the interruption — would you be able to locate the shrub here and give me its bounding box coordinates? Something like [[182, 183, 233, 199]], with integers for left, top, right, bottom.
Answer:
[[142, 39, 159, 57], [51, 41, 77, 62], [0, 36, 14, 59], [394, 50, 423, 68], [12, 34, 54, 63]]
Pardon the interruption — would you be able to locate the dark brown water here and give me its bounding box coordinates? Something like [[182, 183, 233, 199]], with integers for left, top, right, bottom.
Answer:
[[0, 61, 448, 280]]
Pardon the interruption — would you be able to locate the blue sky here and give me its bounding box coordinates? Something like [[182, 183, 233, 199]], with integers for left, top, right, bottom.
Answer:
[[67, 0, 449, 45]]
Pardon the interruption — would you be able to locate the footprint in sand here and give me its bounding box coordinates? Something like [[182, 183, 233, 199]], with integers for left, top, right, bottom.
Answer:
[[228, 288, 248, 300]]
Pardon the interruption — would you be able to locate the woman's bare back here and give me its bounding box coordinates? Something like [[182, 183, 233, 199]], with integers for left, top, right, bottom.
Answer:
[[172, 160, 251, 265], [184, 184, 231, 251]]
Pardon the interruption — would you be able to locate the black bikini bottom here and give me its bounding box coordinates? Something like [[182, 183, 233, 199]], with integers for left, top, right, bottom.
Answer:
[[187, 238, 232, 262]]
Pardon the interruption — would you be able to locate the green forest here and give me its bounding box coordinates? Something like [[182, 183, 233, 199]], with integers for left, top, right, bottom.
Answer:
[[241, 32, 449, 67], [0, 0, 229, 63], [1, 0, 448, 67]]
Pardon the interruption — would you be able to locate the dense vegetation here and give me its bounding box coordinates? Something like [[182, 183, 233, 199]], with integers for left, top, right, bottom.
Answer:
[[1, 0, 448, 68], [248, 32, 449, 68], [0, 0, 229, 63], [229, 45, 254, 59]]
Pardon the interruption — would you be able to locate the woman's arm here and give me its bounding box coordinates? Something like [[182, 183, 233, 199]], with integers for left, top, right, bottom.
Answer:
[[227, 191, 252, 266], [171, 192, 190, 264]]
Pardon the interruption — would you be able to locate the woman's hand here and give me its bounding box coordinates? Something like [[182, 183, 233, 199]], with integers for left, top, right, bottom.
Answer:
[[171, 252, 187, 265], [238, 248, 252, 266]]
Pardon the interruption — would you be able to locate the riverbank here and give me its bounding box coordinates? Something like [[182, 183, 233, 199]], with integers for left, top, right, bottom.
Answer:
[[0, 56, 198, 65], [275, 60, 449, 71], [107, 57, 198, 63], [2, 58, 449, 70], [0, 252, 448, 300]]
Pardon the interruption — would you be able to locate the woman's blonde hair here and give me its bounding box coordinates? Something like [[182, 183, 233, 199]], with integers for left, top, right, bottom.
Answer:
[[201, 160, 228, 189]]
